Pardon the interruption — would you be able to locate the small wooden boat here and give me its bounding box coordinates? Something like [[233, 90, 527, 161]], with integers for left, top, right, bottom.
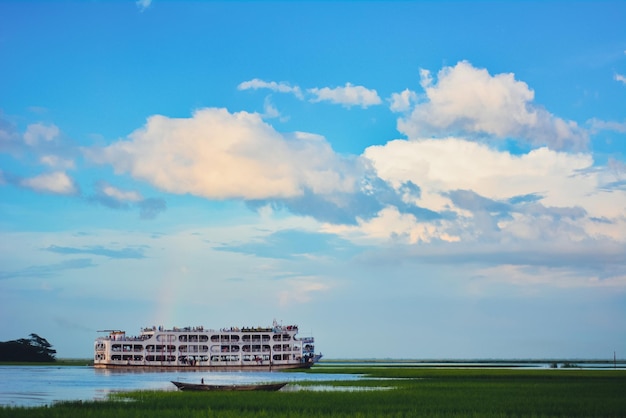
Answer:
[[171, 381, 288, 392]]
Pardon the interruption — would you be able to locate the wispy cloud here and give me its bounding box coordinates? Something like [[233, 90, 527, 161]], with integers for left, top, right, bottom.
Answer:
[[308, 83, 382, 108], [238, 79, 303, 99], [0, 258, 95, 280], [239, 78, 382, 108], [87, 181, 166, 219], [587, 118, 626, 133], [20, 171, 79, 195], [46, 245, 146, 259], [23, 122, 59, 146], [615, 73, 626, 85], [218, 229, 359, 260], [136, 0, 152, 12]]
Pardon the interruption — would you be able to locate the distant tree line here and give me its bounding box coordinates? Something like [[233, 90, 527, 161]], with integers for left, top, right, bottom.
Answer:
[[0, 333, 57, 362]]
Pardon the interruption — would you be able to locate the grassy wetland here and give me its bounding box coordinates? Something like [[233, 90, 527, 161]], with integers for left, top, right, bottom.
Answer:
[[1, 365, 625, 417]]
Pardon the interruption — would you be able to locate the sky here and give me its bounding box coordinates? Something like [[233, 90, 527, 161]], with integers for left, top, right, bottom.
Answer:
[[1, 1, 625, 360]]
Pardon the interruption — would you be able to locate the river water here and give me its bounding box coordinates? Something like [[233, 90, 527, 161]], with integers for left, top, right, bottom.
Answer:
[[2, 362, 623, 408], [0, 366, 360, 407]]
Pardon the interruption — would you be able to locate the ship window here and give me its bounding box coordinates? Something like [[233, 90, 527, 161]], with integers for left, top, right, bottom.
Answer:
[[282, 334, 291, 341], [133, 345, 143, 352], [252, 335, 261, 342], [262, 335, 270, 342], [230, 345, 239, 352], [112, 355, 122, 361], [273, 344, 281, 351], [272, 335, 280, 341], [242, 345, 251, 352], [242, 335, 251, 342], [112, 344, 122, 351], [252, 345, 261, 352], [263, 345, 270, 352], [200, 345, 209, 352], [211, 335, 219, 342], [283, 344, 290, 351], [189, 335, 198, 342], [179, 335, 188, 342], [156, 334, 175, 342], [220, 335, 230, 342], [199, 335, 208, 342], [230, 335, 239, 342]]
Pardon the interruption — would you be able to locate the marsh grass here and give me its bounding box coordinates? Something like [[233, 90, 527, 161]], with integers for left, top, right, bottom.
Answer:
[[1, 367, 625, 417]]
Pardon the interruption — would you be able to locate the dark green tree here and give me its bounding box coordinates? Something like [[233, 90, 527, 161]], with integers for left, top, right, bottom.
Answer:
[[0, 333, 57, 362]]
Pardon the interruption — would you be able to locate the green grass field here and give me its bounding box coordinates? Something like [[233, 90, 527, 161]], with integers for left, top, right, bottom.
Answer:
[[2, 366, 625, 417]]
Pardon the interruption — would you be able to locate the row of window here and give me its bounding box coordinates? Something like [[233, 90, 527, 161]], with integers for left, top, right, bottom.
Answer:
[[97, 354, 297, 362], [106, 344, 301, 353], [154, 333, 294, 343]]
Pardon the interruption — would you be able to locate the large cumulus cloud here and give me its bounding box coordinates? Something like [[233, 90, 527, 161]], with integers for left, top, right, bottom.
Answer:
[[398, 61, 589, 150], [86, 108, 362, 200]]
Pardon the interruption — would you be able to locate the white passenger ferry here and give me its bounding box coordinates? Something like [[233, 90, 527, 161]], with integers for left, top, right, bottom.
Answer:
[[94, 321, 321, 371]]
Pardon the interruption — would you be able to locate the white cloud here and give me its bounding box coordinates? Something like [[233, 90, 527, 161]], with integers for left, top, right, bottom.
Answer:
[[398, 61, 588, 150], [136, 0, 152, 12], [615, 73, 626, 85], [238, 79, 303, 99], [20, 171, 78, 195], [99, 183, 142, 203], [325, 206, 460, 245], [308, 83, 382, 108], [262, 96, 281, 119], [23, 123, 60, 146], [389, 88, 417, 112], [40, 155, 75, 170], [356, 137, 626, 244], [587, 118, 626, 133], [85, 108, 360, 200]]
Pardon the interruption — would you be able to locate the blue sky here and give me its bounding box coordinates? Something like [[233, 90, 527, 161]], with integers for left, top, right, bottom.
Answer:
[[1, 1, 625, 360]]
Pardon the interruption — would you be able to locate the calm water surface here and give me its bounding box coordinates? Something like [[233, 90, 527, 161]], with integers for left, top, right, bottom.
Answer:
[[0, 366, 360, 407]]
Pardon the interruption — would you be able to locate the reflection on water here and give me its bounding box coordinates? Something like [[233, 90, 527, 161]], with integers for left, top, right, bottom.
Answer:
[[0, 366, 360, 407]]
